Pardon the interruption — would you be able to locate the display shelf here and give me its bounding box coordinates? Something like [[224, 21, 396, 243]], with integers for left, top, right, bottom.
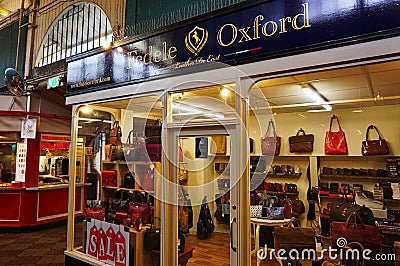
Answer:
[[265, 173, 302, 178], [377, 199, 400, 203], [255, 190, 299, 196], [319, 174, 400, 183], [102, 186, 154, 194]]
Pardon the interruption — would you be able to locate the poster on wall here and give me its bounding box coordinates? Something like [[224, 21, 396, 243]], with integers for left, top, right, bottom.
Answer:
[[86, 219, 130, 266], [21, 118, 37, 139], [15, 140, 27, 182]]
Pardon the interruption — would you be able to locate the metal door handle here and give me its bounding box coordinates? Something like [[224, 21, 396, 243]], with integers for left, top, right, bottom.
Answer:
[[230, 217, 237, 252]]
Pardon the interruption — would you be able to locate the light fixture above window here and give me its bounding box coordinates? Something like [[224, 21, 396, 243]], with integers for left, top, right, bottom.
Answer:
[[301, 84, 332, 111]]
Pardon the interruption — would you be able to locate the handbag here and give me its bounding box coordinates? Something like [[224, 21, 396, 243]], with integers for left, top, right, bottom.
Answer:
[[361, 125, 390, 156], [292, 199, 305, 215], [123, 130, 143, 161], [145, 118, 162, 144], [331, 212, 381, 250], [289, 128, 314, 153], [212, 136, 227, 155], [266, 207, 285, 220], [261, 119, 281, 155], [129, 201, 151, 225], [84, 207, 105, 220], [143, 218, 161, 250], [281, 199, 293, 219], [250, 205, 263, 218], [139, 168, 154, 191], [123, 171, 135, 189], [109, 121, 122, 145], [325, 115, 348, 155], [273, 220, 316, 252]]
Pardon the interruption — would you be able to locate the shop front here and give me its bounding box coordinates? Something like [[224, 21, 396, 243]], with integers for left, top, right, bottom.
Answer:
[[65, 1, 400, 265], [0, 107, 89, 227]]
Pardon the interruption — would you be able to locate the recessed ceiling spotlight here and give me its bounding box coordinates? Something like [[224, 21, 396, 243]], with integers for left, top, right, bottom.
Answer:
[[116, 46, 124, 53], [81, 105, 92, 114], [221, 87, 230, 97], [102, 40, 113, 49]]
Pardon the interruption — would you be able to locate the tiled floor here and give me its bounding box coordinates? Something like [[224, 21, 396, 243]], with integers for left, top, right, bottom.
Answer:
[[0, 222, 67, 266]]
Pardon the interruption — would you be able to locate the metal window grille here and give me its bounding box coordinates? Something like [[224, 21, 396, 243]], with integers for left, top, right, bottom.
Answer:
[[36, 3, 112, 67]]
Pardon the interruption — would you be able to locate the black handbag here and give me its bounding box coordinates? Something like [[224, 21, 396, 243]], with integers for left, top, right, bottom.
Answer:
[[143, 218, 161, 250], [123, 171, 135, 189]]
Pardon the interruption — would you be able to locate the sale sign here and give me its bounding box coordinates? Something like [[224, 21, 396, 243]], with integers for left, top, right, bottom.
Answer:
[[86, 219, 130, 265]]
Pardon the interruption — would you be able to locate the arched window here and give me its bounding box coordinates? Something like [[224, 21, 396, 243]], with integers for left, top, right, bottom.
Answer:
[[36, 2, 112, 67]]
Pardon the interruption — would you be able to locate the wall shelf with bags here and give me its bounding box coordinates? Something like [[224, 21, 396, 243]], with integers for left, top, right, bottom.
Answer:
[[320, 174, 400, 183], [101, 160, 161, 200]]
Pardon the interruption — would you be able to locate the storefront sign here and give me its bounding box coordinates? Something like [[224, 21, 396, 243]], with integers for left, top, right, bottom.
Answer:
[[67, 0, 400, 95], [86, 219, 130, 266]]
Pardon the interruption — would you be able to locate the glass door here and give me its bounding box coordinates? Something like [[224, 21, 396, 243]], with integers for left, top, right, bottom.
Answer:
[[162, 125, 244, 265]]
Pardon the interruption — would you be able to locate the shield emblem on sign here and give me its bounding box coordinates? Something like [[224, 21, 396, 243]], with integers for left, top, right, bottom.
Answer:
[[185, 26, 208, 56]]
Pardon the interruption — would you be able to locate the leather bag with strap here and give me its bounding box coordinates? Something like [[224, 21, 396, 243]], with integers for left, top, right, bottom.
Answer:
[[361, 125, 390, 156], [109, 121, 122, 145], [289, 128, 314, 153], [325, 115, 348, 155], [261, 119, 281, 155]]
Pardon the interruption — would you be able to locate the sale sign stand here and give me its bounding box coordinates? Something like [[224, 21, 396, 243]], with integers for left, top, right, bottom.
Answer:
[[86, 219, 130, 266]]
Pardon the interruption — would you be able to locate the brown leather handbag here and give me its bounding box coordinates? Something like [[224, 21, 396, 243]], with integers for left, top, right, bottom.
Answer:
[[289, 128, 314, 153], [109, 121, 122, 145], [273, 219, 316, 252], [361, 125, 390, 156]]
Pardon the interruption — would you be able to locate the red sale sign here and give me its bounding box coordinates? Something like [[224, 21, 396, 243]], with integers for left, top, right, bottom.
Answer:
[[86, 219, 130, 266]]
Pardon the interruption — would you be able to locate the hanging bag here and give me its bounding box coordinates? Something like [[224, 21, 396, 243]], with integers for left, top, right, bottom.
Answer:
[[361, 125, 390, 156], [109, 121, 122, 146], [325, 115, 348, 155], [289, 128, 314, 152], [261, 119, 281, 155], [212, 136, 227, 155]]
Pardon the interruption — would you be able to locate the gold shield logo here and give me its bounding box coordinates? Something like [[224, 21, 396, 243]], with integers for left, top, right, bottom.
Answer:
[[185, 26, 208, 56]]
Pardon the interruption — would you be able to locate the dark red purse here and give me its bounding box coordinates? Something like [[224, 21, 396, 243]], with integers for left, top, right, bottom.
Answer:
[[261, 119, 281, 155], [325, 115, 348, 155], [361, 125, 390, 156], [129, 202, 151, 225]]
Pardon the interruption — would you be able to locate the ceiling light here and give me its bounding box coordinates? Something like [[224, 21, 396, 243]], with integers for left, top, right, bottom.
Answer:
[[81, 105, 92, 114], [301, 84, 332, 111], [102, 120, 114, 124], [221, 87, 230, 97], [102, 41, 113, 49], [116, 47, 124, 53]]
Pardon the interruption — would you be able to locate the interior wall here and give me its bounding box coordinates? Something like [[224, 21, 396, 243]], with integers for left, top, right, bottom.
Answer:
[[251, 105, 400, 156]]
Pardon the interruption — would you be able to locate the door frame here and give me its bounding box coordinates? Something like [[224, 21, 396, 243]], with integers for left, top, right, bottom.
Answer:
[[160, 120, 248, 266]]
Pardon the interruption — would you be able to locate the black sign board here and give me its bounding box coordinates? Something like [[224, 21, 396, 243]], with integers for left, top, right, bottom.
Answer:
[[67, 0, 400, 95]]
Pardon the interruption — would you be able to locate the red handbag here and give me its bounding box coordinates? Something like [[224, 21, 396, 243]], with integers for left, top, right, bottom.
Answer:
[[84, 207, 105, 220], [129, 202, 151, 225], [325, 115, 348, 155], [261, 119, 281, 155]]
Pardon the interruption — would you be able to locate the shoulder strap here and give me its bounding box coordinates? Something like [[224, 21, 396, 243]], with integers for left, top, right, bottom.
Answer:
[[329, 115, 342, 131], [265, 119, 276, 137], [366, 125, 383, 140]]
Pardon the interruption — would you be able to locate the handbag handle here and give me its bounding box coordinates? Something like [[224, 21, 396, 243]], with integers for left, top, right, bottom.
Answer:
[[345, 211, 365, 228], [127, 130, 136, 144], [365, 125, 383, 141], [329, 115, 343, 132], [296, 128, 306, 136], [265, 119, 277, 137]]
